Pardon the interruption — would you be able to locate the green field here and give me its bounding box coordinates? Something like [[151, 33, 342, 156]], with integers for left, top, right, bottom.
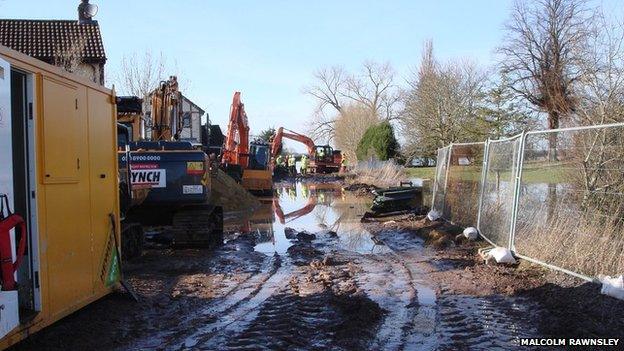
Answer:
[[405, 164, 572, 184], [405, 167, 436, 179]]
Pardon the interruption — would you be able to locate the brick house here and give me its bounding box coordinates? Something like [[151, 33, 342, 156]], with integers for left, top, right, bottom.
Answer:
[[0, 18, 106, 85]]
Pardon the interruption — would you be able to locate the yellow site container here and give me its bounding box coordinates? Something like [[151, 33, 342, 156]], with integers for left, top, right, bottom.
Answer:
[[0, 45, 120, 349]]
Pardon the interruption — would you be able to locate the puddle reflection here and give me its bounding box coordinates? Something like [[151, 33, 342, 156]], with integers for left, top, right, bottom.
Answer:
[[224, 182, 391, 255]]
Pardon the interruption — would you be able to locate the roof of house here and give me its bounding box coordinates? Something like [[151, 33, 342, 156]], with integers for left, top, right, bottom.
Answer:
[[0, 19, 106, 63], [181, 93, 205, 115]]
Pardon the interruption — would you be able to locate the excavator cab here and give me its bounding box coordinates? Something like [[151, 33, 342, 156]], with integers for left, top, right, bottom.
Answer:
[[248, 142, 270, 170], [241, 141, 273, 195], [314, 145, 334, 163]]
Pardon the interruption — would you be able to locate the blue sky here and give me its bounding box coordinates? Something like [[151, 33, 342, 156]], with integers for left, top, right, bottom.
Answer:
[[3, 0, 618, 150]]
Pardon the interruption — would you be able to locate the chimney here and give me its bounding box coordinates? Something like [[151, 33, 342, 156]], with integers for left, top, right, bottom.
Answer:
[[78, 0, 98, 24]]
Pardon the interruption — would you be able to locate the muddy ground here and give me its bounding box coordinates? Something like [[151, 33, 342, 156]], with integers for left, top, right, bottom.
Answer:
[[10, 177, 624, 350]]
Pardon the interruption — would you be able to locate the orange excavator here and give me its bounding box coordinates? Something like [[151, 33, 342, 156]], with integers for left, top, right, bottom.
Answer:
[[222, 92, 273, 194], [271, 127, 342, 173]]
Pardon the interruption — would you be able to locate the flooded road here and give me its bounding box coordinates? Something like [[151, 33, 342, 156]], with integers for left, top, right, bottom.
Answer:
[[208, 180, 539, 350], [14, 179, 548, 351], [224, 182, 390, 255]]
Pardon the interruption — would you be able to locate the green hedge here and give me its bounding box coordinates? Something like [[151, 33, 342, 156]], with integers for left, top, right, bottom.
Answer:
[[356, 121, 399, 161]]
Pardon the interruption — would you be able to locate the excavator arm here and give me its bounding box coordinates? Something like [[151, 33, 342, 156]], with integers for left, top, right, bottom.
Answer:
[[150, 76, 181, 141], [222, 92, 250, 167], [271, 127, 316, 157]]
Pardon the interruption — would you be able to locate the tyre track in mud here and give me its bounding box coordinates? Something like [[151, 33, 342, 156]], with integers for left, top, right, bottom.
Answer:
[[352, 238, 438, 351], [187, 239, 388, 351], [376, 228, 544, 351], [206, 247, 384, 351], [356, 253, 418, 350], [223, 292, 338, 350], [435, 286, 540, 351], [175, 254, 292, 350], [247, 231, 440, 351], [122, 252, 285, 350], [129, 227, 541, 351]]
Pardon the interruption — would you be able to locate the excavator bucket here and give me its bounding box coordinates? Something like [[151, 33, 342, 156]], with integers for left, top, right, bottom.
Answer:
[[242, 169, 273, 195]]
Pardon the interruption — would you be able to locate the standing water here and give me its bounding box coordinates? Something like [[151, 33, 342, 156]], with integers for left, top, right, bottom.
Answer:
[[224, 181, 391, 254]]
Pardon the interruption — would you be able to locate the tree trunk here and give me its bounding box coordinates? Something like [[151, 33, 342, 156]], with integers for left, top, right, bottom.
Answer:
[[547, 110, 559, 162], [546, 110, 560, 220]]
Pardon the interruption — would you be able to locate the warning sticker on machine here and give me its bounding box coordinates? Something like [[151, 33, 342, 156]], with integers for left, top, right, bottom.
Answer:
[[187, 161, 204, 175], [130, 167, 166, 188], [183, 185, 203, 194]]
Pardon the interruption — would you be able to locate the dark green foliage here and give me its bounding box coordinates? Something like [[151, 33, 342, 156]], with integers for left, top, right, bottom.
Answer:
[[356, 122, 399, 161], [256, 127, 276, 143]]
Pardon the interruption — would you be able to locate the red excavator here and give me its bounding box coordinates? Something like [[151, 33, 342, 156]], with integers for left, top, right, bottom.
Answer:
[[271, 127, 342, 173], [222, 92, 272, 194]]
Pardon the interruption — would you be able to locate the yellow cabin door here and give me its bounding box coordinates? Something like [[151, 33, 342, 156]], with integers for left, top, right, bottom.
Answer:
[[40, 78, 93, 319], [87, 88, 117, 290]]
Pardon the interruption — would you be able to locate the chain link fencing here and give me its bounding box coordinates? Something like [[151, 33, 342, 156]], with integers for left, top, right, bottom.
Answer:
[[478, 136, 522, 248], [431, 146, 451, 215], [444, 143, 485, 228], [431, 123, 624, 280]]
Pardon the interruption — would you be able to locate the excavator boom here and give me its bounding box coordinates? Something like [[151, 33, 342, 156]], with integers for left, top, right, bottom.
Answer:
[[221, 92, 272, 194], [271, 127, 315, 157], [150, 76, 182, 141], [222, 92, 250, 167]]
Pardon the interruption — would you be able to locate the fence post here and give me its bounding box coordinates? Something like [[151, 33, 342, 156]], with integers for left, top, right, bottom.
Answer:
[[431, 148, 441, 210], [508, 131, 527, 251], [442, 144, 453, 218], [476, 139, 490, 233]]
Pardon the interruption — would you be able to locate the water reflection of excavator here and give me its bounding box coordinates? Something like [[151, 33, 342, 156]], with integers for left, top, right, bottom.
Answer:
[[272, 183, 344, 223], [222, 92, 273, 194], [271, 127, 342, 173], [273, 197, 317, 224]]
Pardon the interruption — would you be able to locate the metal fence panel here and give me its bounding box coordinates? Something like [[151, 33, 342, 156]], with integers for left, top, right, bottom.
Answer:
[[431, 146, 451, 214], [513, 125, 624, 277], [431, 122, 624, 280], [444, 143, 485, 227], [477, 136, 522, 247]]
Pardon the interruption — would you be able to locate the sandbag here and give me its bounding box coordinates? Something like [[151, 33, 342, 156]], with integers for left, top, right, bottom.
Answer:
[[427, 209, 441, 221], [463, 227, 479, 240], [598, 275, 624, 300], [483, 247, 516, 264]]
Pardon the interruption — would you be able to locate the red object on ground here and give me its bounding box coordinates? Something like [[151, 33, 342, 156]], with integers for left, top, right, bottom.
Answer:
[[0, 214, 27, 291]]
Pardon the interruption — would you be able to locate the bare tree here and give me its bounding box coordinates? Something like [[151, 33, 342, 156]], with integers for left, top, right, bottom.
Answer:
[[345, 61, 402, 121], [499, 0, 593, 159], [117, 51, 167, 99], [302, 66, 346, 141], [576, 11, 624, 125], [479, 72, 538, 139], [53, 36, 87, 74], [401, 40, 489, 161], [303, 61, 401, 141], [570, 11, 624, 214], [334, 103, 379, 162], [303, 66, 346, 113]]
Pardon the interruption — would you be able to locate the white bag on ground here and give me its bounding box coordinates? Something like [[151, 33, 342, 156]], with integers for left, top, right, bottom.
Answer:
[[427, 209, 441, 221], [598, 275, 624, 300], [462, 227, 479, 240], [484, 247, 516, 264]]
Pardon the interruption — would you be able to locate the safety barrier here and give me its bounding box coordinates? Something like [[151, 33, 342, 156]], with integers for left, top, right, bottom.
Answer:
[[432, 123, 624, 281]]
